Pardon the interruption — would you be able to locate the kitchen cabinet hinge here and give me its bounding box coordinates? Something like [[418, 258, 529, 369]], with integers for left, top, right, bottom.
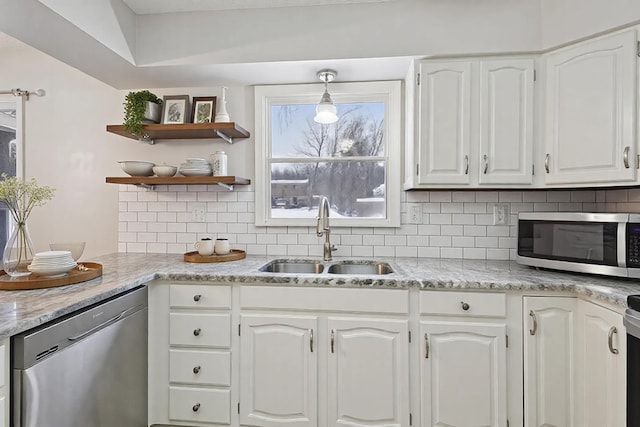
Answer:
[[238, 324, 241, 336], [416, 73, 421, 86], [409, 330, 412, 343], [410, 413, 413, 425], [533, 69, 537, 82]]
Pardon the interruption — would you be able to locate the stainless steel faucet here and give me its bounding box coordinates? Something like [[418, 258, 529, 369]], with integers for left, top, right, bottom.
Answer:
[[316, 196, 337, 261]]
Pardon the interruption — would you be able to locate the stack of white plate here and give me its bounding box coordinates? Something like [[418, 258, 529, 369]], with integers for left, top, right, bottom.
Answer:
[[179, 158, 212, 176], [28, 250, 77, 277]]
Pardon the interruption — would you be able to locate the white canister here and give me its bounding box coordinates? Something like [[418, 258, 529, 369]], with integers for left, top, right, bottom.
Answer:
[[211, 151, 228, 176]]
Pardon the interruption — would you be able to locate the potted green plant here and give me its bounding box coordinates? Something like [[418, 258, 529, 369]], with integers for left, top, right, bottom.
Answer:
[[123, 90, 162, 138]]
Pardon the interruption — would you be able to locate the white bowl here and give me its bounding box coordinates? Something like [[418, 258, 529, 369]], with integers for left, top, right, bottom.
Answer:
[[118, 161, 155, 177], [49, 242, 86, 261], [152, 165, 178, 177]]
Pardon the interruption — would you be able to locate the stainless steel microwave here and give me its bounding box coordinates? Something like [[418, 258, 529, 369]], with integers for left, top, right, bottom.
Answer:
[[516, 212, 640, 278]]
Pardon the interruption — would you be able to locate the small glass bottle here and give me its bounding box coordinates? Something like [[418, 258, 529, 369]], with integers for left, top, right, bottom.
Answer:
[[211, 151, 228, 176]]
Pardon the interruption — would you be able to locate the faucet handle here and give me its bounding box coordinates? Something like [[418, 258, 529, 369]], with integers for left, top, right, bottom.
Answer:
[[330, 244, 338, 252]]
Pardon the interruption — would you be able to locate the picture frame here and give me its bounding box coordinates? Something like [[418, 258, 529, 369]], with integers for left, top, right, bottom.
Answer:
[[191, 96, 217, 124], [161, 95, 190, 124]]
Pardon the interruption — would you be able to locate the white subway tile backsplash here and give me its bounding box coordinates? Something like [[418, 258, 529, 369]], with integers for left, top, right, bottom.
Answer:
[[117, 187, 623, 260]]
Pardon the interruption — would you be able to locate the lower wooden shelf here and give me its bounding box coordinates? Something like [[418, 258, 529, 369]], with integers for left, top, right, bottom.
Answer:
[[105, 176, 250, 190]]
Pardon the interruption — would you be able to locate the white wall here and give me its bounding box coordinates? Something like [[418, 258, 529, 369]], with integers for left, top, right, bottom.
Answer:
[[541, 0, 640, 48], [0, 35, 123, 258]]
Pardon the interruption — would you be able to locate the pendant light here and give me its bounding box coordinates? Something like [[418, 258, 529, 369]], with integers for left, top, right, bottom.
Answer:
[[314, 69, 338, 124]]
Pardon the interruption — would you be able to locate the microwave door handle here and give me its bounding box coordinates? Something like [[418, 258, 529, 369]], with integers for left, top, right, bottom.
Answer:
[[618, 221, 626, 268]]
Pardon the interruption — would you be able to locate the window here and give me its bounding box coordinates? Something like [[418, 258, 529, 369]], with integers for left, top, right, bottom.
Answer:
[[255, 81, 401, 227]]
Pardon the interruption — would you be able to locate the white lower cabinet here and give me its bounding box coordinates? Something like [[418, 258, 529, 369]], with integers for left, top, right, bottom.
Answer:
[[419, 291, 512, 427], [148, 281, 233, 426], [576, 300, 626, 427], [239, 314, 318, 427], [0, 338, 7, 427], [239, 286, 410, 427], [524, 296, 577, 427]]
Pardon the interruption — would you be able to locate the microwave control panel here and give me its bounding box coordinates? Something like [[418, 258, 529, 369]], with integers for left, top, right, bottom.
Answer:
[[627, 223, 640, 267]]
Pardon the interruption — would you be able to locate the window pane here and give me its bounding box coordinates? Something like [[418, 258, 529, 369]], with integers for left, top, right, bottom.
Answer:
[[271, 102, 385, 158], [271, 161, 386, 218]]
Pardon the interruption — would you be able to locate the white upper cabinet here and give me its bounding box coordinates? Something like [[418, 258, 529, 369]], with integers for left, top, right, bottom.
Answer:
[[416, 60, 472, 185], [543, 29, 638, 185], [412, 57, 534, 188], [479, 59, 534, 185]]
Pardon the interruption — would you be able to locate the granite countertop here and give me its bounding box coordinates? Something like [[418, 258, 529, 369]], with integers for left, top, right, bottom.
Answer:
[[0, 252, 638, 339]]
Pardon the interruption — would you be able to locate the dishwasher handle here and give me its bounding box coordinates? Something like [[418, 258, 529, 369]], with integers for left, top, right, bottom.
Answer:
[[68, 310, 127, 342]]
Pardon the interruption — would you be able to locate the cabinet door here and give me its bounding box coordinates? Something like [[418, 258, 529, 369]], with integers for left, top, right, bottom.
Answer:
[[479, 58, 534, 184], [544, 29, 637, 185], [416, 60, 472, 184], [420, 321, 507, 427], [327, 317, 409, 427], [239, 314, 318, 427], [577, 301, 625, 427], [524, 296, 577, 427]]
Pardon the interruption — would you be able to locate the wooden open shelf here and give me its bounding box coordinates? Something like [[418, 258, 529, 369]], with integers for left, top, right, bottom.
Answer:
[[106, 175, 251, 190], [106, 122, 250, 143]]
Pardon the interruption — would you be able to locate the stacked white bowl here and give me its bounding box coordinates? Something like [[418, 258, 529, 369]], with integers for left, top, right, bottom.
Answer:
[[179, 158, 212, 176], [28, 250, 77, 277]]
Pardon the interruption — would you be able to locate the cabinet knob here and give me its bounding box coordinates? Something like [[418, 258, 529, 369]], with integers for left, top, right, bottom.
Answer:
[[192, 403, 201, 412], [193, 328, 202, 337], [193, 366, 201, 374], [461, 301, 470, 311], [193, 294, 202, 302]]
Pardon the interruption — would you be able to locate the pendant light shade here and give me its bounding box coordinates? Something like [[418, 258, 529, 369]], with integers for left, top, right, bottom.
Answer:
[[314, 69, 338, 124]]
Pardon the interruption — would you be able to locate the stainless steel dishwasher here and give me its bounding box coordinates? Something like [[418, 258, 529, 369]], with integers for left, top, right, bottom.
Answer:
[[11, 286, 148, 427]]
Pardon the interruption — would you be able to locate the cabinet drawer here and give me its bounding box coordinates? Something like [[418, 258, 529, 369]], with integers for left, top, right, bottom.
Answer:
[[170, 313, 231, 348], [170, 284, 231, 309], [420, 291, 506, 317], [169, 386, 230, 425], [170, 349, 231, 386]]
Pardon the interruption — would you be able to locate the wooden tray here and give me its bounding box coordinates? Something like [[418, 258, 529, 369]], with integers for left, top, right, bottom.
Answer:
[[184, 249, 246, 263], [0, 262, 102, 290]]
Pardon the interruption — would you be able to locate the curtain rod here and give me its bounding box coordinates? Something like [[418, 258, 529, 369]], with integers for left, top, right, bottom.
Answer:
[[0, 88, 45, 99]]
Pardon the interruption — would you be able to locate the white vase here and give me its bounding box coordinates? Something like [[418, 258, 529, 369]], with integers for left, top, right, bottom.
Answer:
[[215, 86, 231, 122]]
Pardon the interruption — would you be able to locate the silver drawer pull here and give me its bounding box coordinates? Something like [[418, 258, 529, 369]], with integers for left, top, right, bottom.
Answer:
[[192, 403, 201, 412], [461, 301, 470, 311], [193, 328, 202, 337], [193, 366, 201, 374], [608, 326, 619, 354], [193, 294, 201, 302], [483, 155, 488, 174], [464, 155, 469, 174], [425, 333, 429, 359]]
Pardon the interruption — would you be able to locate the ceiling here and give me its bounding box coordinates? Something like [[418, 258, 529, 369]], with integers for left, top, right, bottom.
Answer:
[[122, 0, 393, 14], [0, 0, 547, 89]]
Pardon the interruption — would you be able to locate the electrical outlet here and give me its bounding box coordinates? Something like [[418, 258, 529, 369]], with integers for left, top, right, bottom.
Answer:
[[192, 203, 206, 222], [493, 203, 509, 226], [408, 203, 422, 224]]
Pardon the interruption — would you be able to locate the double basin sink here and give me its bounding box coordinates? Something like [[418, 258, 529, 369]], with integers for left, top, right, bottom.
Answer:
[[260, 259, 393, 275]]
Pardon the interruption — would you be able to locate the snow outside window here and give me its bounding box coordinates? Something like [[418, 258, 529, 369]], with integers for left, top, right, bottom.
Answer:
[[255, 81, 401, 227]]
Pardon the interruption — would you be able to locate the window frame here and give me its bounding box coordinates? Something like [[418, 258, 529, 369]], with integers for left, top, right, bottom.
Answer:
[[254, 80, 402, 227]]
